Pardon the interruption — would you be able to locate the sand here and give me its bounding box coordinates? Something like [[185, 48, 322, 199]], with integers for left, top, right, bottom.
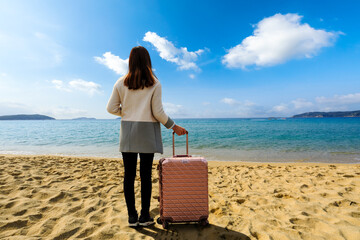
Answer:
[[0, 154, 359, 240]]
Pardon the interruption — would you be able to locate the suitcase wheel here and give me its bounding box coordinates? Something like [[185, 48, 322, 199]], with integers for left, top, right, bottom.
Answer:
[[157, 217, 169, 229], [162, 221, 169, 229], [199, 219, 209, 226]]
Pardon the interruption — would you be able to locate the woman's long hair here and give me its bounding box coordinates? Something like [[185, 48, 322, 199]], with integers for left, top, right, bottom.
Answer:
[[124, 46, 156, 90]]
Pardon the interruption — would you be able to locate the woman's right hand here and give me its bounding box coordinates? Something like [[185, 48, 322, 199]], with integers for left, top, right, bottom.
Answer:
[[172, 125, 187, 136]]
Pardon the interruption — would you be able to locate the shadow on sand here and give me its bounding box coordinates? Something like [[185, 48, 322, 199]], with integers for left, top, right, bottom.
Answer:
[[135, 222, 250, 240]]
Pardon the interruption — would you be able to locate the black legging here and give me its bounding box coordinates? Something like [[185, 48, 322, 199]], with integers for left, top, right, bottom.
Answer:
[[122, 152, 154, 217]]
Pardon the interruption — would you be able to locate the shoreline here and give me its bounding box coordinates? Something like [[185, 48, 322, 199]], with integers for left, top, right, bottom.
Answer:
[[2, 153, 360, 166]]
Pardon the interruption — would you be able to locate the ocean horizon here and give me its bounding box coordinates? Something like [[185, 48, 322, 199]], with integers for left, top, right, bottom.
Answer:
[[1, 118, 360, 163]]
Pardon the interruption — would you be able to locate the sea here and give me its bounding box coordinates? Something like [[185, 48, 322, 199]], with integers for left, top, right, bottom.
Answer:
[[1, 118, 360, 163]]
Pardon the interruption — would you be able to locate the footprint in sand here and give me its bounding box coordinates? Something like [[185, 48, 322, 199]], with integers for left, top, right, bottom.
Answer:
[[289, 216, 326, 231], [235, 199, 246, 205], [48, 191, 69, 203], [22, 165, 31, 170], [0, 219, 28, 231], [76, 226, 97, 238], [5, 200, 17, 209], [67, 204, 83, 214], [28, 213, 43, 221], [259, 204, 289, 215], [350, 212, 360, 218], [85, 206, 97, 215], [274, 193, 293, 199], [33, 176, 43, 180], [330, 199, 357, 207], [13, 209, 27, 216], [265, 218, 282, 227], [10, 171, 22, 177], [53, 227, 81, 240]]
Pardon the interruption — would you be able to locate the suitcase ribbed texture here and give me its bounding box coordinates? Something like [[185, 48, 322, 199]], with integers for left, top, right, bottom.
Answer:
[[158, 157, 208, 222]]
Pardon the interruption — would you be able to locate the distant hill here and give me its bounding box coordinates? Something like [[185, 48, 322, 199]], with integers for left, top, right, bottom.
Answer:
[[293, 110, 360, 118], [72, 117, 96, 120], [0, 114, 55, 120]]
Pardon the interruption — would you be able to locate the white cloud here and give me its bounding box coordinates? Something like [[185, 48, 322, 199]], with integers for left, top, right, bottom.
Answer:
[[316, 93, 360, 105], [69, 79, 101, 95], [94, 52, 129, 75], [219, 98, 266, 117], [0, 73, 7, 84], [143, 31, 206, 71], [189, 74, 195, 79], [202, 102, 210, 106], [270, 98, 315, 115], [51, 79, 71, 92], [221, 98, 256, 107], [269, 93, 360, 116], [291, 98, 314, 109], [167, 92, 360, 118], [244, 100, 256, 107], [271, 104, 289, 113], [0, 102, 34, 115], [0, 30, 66, 68], [222, 13, 340, 69], [51, 79, 101, 96], [33, 32, 64, 64], [221, 98, 241, 105], [0, 102, 87, 119], [163, 102, 184, 115], [50, 106, 88, 119]]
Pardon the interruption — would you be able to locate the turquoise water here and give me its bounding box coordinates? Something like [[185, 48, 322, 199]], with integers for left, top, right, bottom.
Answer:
[[1, 118, 360, 163]]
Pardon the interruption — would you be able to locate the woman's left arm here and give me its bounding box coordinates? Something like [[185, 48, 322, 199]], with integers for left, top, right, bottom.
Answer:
[[106, 85, 122, 116]]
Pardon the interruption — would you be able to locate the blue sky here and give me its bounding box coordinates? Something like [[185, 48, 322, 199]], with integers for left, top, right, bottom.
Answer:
[[0, 0, 359, 119]]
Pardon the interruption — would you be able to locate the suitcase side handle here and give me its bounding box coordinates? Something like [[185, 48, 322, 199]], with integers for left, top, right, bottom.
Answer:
[[172, 131, 189, 157]]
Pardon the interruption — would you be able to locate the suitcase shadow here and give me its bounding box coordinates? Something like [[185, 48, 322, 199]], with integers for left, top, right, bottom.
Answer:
[[135, 222, 250, 240]]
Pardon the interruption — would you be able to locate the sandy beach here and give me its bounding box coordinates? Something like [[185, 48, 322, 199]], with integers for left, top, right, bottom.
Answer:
[[0, 154, 359, 239]]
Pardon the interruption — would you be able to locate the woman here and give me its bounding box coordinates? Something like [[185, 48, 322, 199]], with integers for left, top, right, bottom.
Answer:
[[106, 46, 187, 227]]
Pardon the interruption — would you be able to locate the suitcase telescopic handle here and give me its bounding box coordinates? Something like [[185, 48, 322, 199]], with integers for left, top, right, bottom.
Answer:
[[172, 131, 189, 157]]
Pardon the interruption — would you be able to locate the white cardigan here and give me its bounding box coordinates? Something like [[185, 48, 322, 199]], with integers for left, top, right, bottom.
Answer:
[[107, 76, 175, 153]]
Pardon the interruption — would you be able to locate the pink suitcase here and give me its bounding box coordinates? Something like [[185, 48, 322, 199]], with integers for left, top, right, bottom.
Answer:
[[156, 132, 209, 229]]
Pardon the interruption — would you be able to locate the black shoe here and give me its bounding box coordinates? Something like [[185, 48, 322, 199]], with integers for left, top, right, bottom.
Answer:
[[139, 215, 155, 226], [128, 213, 138, 227]]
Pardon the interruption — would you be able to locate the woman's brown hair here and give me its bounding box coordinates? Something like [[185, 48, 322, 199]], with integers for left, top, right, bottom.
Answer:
[[124, 46, 157, 90]]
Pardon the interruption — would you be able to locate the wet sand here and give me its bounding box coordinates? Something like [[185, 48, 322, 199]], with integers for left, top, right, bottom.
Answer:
[[0, 154, 359, 239]]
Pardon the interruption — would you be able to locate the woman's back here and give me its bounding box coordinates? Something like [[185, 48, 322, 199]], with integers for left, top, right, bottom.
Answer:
[[115, 76, 159, 123]]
